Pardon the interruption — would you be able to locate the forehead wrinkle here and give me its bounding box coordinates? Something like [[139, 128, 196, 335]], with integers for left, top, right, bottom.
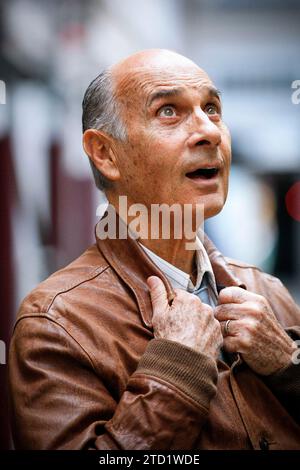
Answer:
[[147, 87, 185, 108], [114, 65, 213, 105], [147, 84, 221, 109]]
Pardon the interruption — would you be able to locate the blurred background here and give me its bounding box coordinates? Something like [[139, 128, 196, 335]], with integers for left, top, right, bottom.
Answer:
[[0, 0, 299, 449]]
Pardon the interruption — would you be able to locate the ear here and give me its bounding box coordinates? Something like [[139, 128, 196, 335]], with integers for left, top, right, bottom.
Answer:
[[82, 129, 120, 182]]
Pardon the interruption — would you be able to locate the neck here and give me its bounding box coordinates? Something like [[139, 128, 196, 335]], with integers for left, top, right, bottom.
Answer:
[[107, 192, 197, 279], [140, 237, 196, 279]]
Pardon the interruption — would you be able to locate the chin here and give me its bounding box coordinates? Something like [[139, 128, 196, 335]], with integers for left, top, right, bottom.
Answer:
[[204, 205, 223, 220], [202, 194, 226, 220]]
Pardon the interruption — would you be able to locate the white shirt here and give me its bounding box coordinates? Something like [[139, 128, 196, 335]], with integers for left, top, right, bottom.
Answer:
[[139, 237, 218, 305]]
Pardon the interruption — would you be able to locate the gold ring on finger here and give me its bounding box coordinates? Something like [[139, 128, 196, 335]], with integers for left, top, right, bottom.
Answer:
[[224, 319, 232, 336]]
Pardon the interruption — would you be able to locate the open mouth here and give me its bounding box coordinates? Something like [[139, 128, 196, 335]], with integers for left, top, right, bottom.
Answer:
[[186, 168, 219, 180]]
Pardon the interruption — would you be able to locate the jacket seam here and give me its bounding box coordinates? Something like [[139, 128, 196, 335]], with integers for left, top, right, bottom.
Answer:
[[13, 314, 98, 371], [42, 264, 110, 312], [227, 262, 281, 284], [226, 260, 262, 272]]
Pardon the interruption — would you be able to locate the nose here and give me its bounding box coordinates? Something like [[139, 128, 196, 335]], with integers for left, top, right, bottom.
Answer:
[[186, 107, 222, 148]]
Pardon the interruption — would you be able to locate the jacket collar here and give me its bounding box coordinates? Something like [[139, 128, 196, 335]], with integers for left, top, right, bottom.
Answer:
[[95, 212, 245, 328]]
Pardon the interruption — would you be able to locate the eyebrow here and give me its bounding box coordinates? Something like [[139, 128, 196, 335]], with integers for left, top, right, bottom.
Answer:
[[207, 86, 222, 101], [147, 87, 185, 107], [147, 85, 222, 108]]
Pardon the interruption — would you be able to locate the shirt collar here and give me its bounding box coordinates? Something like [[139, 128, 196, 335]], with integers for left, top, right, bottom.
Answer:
[[139, 236, 217, 294], [96, 210, 245, 328]]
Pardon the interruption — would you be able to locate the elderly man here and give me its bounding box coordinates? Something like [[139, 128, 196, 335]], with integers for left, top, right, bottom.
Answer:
[[9, 49, 300, 450]]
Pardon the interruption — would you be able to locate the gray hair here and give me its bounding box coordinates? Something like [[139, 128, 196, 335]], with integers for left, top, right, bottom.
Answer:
[[82, 68, 127, 190]]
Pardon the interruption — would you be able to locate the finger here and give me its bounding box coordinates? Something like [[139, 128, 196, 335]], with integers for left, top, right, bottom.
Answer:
[[218, 286, 261, 305], [220, 319, 242, 337], [223, 324, 257, 354], [214, 303, 247, 321], [147, 276, 169, 312], [174, 288, 202, 305], [222, 336, 240, 354]]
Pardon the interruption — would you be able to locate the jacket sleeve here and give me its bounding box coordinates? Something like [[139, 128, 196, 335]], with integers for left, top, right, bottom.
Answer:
[[257, 273, 300, 423], [236, 269, 300, 425], [9, 316, 218, 450], [262, 326, 300, 424]]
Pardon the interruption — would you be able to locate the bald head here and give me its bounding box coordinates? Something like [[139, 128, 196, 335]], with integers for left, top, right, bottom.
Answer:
[[82, 49, 216, 192], [111, 49, 209, 101], [112, 49, 200, 76]]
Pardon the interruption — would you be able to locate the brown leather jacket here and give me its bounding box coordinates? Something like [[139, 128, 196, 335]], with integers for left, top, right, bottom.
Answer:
[[9, 219, 300, 450]]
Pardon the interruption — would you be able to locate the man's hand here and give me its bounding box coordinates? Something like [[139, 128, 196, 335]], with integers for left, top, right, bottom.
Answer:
[[215, 286, 295, 375], [147, 276, 223, 361]]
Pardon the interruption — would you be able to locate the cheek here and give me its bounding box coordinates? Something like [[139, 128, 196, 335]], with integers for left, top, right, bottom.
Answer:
[[131, 131, 178, 175], [221, 163, 231, 199], [221, 135, 232, 176], [217, 137, 231, 201], [119, 138, 162, 193]]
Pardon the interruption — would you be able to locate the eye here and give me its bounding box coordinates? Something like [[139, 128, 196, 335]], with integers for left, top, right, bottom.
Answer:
[[157, 105, 177, 117], [205, 103, 220, 115]]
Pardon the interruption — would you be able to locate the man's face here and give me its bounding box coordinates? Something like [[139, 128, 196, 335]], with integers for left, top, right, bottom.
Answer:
[[111, 52, 231, 219]]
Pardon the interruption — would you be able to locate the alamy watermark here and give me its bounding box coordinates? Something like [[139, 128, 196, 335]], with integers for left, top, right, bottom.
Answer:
[[291, 80, 300, 104], [0, 80, 6, 104], [0, 339, 6, 365], [96, 196, 204, 250]]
